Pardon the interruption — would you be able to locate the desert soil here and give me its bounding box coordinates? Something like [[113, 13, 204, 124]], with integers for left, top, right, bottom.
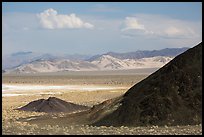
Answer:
[[2, 71, 202, 135]]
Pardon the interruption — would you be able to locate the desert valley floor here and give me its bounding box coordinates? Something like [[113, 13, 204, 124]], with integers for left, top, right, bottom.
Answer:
[[2, 69, 202, 135]]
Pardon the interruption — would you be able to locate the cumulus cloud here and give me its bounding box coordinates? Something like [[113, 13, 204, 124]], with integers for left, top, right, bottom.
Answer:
[[121, 17, 155, 37], [37, 8, 94, 29], [121, 17, 145, 31]]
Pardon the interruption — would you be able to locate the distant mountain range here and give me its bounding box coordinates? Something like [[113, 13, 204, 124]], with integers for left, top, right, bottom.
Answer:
[[5, 56, 173, 73], [87, 47, 189, 61], [3, 47, 189, 73], [2, 52, 58, 70], [2, 52, 91, 70]]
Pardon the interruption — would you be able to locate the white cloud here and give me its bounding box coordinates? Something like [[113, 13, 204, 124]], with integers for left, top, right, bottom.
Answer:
[[121, 14, 200, 39], [121, 16, 155, 37], [37, 8, 94, 29], [2, 11, 202, 55], [165, 26, 181, 35], [121, 17, 145, 31], [161, 26, 197, 39]]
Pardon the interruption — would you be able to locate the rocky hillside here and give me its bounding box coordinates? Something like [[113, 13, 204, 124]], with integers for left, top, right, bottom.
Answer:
[[91, 42, 202, 126]]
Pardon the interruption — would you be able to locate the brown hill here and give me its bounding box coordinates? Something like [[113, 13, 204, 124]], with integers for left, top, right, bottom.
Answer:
[[92, 42, 202, 126], [16, 97, 90, 113]]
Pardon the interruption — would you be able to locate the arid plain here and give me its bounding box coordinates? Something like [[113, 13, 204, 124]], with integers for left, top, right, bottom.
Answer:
[[2, 69, 202, 135]]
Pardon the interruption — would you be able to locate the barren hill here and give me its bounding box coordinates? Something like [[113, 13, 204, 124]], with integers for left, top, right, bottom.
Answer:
[[16, 97, 90, 113], [92, 42, 202, 126]]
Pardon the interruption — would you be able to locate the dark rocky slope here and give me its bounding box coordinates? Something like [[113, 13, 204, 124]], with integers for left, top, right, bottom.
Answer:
[[92, 42, 202, 126], [16, 97, 90, 113]]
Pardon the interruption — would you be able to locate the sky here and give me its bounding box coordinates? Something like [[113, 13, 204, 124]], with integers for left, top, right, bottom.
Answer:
[[2, 2, 202, 55]]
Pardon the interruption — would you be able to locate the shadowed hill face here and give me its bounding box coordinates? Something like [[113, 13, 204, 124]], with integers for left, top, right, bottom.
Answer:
[[93, 42, 202, 126], [16, 97, 90, 113]]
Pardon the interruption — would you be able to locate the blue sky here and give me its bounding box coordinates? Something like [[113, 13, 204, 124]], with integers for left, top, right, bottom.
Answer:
[[2, 2, 202, 55]]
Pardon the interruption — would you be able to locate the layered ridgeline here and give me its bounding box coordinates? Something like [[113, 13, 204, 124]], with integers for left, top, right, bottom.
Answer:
[[7, 56, 173, 73], [88, 47, 189, 61], [91, 42, 202, 126], [3, 47, 188, 73]]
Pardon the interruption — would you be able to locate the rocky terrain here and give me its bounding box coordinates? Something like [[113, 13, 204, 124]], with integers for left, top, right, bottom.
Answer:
[[2, 44, 201, 135], [92, 42, 202, 126], [11, 42, 202, 128]]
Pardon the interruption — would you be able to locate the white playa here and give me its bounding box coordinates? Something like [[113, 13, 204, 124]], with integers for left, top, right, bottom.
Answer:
[[2, 84, 128, 97]]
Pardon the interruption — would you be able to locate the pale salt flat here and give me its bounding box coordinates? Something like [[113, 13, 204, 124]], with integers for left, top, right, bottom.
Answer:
[[2, 84, 126, 91], [2, 92, 62, 97], [2, 84, 127, 97]]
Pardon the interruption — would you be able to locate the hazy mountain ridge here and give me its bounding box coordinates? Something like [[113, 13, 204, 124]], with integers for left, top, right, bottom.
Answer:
[[87, 47, 189, 61], [11, 51, 33, 57], [2, 52, 91, 70], [3, 47, 188, 73], [7, 59, 99, 73], [2, 52, 59, 70], [5, 56, 174, 73]]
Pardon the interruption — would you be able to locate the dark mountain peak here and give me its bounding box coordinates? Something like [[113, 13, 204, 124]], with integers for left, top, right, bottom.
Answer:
[[47, 96, 57, 100], [11, 51, 33, 57], [92, 42, 202, 126], [16, 97, 90, 113]]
